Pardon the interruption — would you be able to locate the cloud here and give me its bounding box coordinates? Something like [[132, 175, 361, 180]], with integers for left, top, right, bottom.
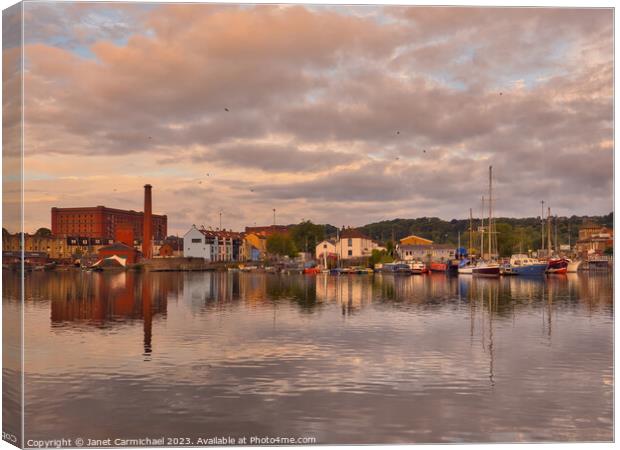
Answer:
[[12, 4, 613, 233], [191, 143, 357, 172]]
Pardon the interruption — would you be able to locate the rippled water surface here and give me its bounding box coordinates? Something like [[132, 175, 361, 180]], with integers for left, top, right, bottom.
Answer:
[[4, 270, 613, 444]]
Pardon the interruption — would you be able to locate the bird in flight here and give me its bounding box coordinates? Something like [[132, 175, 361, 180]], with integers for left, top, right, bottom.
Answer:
[[224, 108, 230, 112]]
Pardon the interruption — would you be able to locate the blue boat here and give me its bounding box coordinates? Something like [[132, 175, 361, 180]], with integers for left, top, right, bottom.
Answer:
[[507, 254, 547, 276]]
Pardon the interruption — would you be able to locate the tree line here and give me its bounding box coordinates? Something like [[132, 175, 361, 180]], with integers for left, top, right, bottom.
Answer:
[[264, 213, 612, 258]]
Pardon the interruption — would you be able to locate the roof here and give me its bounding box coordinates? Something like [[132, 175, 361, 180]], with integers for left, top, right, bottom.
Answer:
[[99, 242, 136, 252], [244, 225, 290, 236], [339, 228, 372, 240], [199, 228, 243, 239], [400, 234, 433, 245], [52, 206, 166, 218], [399, 244, 454, 250], [92, 255, 127, 268]]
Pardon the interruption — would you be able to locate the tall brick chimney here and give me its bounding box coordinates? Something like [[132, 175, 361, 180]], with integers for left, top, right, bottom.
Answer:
[[143, 184, 153, 259]]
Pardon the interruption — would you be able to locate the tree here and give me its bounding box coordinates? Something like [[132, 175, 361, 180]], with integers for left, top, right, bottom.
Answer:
[[369, 249, 393, 266], [289, 221, 325, 253], [35, 227, 52, 237], [266, 233, 298, 258], [495, 222, 516, 257]]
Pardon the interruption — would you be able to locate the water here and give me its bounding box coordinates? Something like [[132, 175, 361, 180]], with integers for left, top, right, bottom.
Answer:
[[3, 271, 613, 444]]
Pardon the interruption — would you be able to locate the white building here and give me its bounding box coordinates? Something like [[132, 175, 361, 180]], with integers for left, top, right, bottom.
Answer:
[[397, 244, 455, 262], [183, 225, 213, 259], [315, 240, 337, 260], [183, 226, 244, 261], [335, 228, 382, 260]]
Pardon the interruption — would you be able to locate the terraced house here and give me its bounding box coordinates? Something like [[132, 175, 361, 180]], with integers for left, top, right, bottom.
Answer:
[[335, 228, 383, 260], [183, 226, 244, 262]]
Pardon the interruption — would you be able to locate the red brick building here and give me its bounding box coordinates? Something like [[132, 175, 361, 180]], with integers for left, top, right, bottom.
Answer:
[[51, 206, 167, 242]]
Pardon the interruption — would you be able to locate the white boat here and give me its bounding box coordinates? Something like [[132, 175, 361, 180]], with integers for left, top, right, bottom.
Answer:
[[472, 261, 501, 277], [566, 259, 582, 273], [458, 264, 474, 274], [407, 261, 428, 274]]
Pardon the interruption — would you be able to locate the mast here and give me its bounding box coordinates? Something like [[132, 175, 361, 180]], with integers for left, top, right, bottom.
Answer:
[[488, 165, 493, 259], [554, 215, 558, 253], [541, 200, 545, 254], [337, 227, 341, 268], [547, 207, 552, 255], [323, 245, 327, 269], [480, 196, 485, 259], [469, 208, 473, 256]]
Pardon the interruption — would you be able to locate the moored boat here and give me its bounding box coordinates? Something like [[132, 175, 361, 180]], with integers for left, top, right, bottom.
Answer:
[[546, 258, 568, 274], [586, 257, 611, 271], [507, 254, 547, 276], [408, 261, 428, 274], [500, 263, 515, 275], [566, 259, 582, 273], [394, 263, 413, 275], [457, 259, 475, 274], [429, 262, 448, 272], [473, 261, 500, 277]]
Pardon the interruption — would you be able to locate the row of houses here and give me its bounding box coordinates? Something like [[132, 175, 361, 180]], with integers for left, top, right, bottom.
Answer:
[[185, 225, 432, 264], [315, 228, 384, 261], [314, 229, 454, 262], [574, 223, 613, 255], [184, 225, 391, 263], [2, 230, 180, 264], [183, 225, 289, 262]]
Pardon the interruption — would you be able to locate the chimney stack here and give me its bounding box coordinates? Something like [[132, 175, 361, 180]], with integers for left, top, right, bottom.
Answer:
[[143, 184, 153, 259]]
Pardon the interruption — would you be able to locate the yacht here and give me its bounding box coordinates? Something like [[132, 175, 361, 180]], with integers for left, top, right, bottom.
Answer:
[[472, 261, 501, 277], [458, 259, 475, 274], [566, 259, 582, 273], [546, 258, 569, 274], [505, 254, 547, 276]]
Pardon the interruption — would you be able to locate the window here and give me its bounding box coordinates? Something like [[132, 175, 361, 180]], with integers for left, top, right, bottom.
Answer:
[[348, 238, 352, 246], [348, 250, 353, 256], [323, 244, 327, 248], [191, 238, 201, 243]]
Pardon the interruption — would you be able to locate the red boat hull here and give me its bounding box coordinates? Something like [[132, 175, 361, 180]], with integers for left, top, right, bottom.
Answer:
[[429, 262, 448, 272], [546, 258, 568, 274]]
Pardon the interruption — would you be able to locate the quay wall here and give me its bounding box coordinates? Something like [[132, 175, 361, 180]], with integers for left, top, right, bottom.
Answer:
[[138, 257, 238, 272]]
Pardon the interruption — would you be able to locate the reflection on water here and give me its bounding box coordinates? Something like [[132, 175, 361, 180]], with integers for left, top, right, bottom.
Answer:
[[4, 271, 612, 443]]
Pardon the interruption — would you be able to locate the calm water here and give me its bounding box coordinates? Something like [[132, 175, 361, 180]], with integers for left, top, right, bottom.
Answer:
[[3, 270, 614, 444]]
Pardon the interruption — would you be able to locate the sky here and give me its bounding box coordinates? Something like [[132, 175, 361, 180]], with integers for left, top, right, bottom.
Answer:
[[6, 2, 614, 234]]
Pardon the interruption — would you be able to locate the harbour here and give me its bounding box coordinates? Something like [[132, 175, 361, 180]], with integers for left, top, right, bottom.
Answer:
[[4, 269, 613, 444]]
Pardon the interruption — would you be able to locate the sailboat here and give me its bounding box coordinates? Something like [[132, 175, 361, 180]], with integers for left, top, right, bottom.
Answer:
[[566, 259, 582, 272], [458, 209, 476, 274], [473, 166, 500, 277], [542, 207, 569, 275]]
